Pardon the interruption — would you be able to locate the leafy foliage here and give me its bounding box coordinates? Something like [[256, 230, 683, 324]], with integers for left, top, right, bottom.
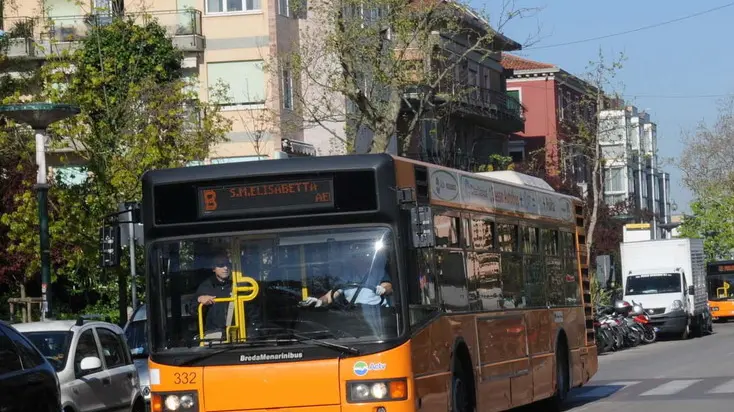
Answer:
[[680, 193, 734, 262], [680, 96, 734, 197], [474, 154, 514, 172], [0, 17, 231, 317], [679, 97, 734, 262], [0, 133, 37, 287]]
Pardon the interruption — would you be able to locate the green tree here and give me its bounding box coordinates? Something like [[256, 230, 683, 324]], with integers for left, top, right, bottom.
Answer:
[[0, 16, 231, 320], [679, 97, 734, 261], [680, 192, 734, 261]]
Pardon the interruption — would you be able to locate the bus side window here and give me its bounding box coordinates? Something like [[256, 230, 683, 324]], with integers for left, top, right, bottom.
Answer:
[[408, 249, 440, 327], [544, 229, 564, 306], [434, 214, 460, 248], [497, 224, 524, 308], [522, 226, 545, 307], [562, 232, 579, 304], [436, 249, 469, 312]]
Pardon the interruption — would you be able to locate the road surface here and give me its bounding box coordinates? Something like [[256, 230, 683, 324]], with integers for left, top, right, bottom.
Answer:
[[559, 323, 734, 412]]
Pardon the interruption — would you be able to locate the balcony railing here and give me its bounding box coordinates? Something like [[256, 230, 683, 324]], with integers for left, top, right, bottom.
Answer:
[[127, 9, 203, 39], [1, 16, 36, 56], [1, 9, 204, 57], [446, 86, 524, 120]]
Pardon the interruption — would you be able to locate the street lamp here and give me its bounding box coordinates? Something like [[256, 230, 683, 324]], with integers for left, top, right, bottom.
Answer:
[[0, 103, 80, 320]]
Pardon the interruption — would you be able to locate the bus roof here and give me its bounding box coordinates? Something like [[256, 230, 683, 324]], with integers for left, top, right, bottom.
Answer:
[[390, 156, 581, 224], [141, 153, 395, 186]]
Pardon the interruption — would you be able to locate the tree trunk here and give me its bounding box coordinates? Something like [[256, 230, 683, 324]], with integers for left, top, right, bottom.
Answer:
[[586, 142, 601, 268], [585, 92, 604, 268]]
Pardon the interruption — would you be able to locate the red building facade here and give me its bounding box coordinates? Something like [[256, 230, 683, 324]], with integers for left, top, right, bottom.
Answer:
[[501, 54, 593, 190]]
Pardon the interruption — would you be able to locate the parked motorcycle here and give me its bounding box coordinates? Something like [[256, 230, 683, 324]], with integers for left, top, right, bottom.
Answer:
[[593, 297, 663, 354], [630, 300, 658, 344]]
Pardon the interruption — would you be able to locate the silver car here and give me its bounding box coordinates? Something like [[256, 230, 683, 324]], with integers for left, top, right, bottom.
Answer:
[[15, 319, 145, 412]]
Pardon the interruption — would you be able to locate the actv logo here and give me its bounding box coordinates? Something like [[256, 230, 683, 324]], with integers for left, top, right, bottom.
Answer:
[[353, 361, 387, 376]]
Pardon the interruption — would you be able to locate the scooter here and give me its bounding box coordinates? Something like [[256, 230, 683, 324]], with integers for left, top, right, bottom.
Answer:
[[630, 300, 658, 344]]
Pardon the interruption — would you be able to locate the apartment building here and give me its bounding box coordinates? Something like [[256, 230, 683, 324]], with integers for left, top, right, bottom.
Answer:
[[400, 38, 525, 170], [3, 0, 522, 169], [598, 105, 672, 235], [3, 0, 310, 165], [500, 54, 595, 194]]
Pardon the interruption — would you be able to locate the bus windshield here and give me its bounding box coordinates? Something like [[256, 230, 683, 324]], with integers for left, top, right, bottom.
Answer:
[[707, 273, 734, 301], [149, 226, 400, 351], [625, 273, 681, 295]]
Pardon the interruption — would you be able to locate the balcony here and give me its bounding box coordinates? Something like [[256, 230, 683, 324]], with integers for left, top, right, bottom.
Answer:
[[1, 17, 37, 58], [129, 9, 205, 52], [1, 9, 205, 59], [404, 85, 525, 134]]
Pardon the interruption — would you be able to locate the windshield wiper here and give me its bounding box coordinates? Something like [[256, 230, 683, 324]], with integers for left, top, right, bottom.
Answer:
[[175, 331, 359, 366], [176, 340, 283, 366], [277, 330, 360, 355]]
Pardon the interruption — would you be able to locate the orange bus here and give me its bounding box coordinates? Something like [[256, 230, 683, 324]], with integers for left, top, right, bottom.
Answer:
[[141, 154, 597, 412], [707, 260, 734, 321]]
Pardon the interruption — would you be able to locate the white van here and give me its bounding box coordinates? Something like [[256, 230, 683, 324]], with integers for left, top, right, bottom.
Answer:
[[621, 238, 712, 339]]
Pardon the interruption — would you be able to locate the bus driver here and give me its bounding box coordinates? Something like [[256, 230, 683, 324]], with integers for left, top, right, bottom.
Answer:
[[301, 241, 393, 307]]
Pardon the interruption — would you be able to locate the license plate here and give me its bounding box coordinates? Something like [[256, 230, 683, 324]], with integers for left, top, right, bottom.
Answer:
[[654, 327, 660, 332]]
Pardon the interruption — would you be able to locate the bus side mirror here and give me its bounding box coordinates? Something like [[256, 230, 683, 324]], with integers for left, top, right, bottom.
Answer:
[[688, 285, 695, 295], [410, 206, 435, 249]]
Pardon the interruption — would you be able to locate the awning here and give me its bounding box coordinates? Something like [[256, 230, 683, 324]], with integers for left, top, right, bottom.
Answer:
[[282, 138, 316, 157]]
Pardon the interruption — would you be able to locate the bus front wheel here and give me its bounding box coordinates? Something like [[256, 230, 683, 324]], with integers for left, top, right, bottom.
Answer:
[[541, 340, 570, 411]]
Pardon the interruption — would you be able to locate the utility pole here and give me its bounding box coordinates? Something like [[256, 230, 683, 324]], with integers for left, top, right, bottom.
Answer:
[[101, 202, 142, 323], [121, 202, 139, 309]]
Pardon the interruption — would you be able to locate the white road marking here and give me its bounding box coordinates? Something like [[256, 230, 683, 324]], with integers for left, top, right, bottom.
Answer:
[[640, 379, 702, 396], [708, 379, 734, 394]]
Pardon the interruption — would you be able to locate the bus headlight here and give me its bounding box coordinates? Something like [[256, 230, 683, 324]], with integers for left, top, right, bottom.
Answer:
[[347, 379, 408, 403], [151, 392, 198, 412]]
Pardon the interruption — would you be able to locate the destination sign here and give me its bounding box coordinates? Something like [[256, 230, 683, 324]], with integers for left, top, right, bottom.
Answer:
[[198, 178, 335, 218], [714, 264, 734, 273]]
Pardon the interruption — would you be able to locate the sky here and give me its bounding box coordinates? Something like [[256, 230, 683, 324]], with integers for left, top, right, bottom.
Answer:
[[478, 0, 734, 214]]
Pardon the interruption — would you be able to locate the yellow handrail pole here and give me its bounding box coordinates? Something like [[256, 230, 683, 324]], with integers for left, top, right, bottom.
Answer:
[[235, 277, 259, 340], [300, 245, 308, 300], [231, 241, 242, 342], [198, 297, 235, 346], [198, 303, 205, 347]]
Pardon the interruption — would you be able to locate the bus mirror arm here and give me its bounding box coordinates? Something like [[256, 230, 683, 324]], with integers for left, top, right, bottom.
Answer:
[[409, 206, 435, 249]]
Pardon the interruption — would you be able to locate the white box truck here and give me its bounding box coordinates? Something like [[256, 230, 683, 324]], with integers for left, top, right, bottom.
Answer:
[[620, 238, 711, 339]]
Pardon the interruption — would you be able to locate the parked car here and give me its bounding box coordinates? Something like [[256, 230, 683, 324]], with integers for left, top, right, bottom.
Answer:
[[15, 318, 145, 412], [123, 304, 150, 405], [0, 320, 61, 412]]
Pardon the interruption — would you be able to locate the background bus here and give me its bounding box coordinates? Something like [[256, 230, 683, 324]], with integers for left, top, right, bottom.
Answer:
[[707, 260, 734, 321], [142, 154, 596, 412]]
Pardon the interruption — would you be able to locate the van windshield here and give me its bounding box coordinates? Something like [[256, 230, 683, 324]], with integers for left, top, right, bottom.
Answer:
[[625, 273, 682, 295]]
